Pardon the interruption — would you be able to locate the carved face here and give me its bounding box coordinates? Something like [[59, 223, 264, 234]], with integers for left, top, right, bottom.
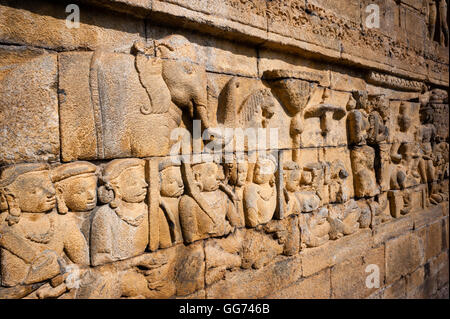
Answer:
[[160, 166, 184, 197], [194, 163, 219, 192], [285, 169, 301, 192], [300, 170, 313, 185], [398, 104, 412, 132], [115, 166, 148, 203], [253, 160, 275, 185], [8, 171, 56, 213], [59, 175, 97, 212], [228, 161, 249, 187]]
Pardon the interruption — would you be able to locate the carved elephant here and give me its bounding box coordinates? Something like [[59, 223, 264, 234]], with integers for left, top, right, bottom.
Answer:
[[59, 35, 211, 161]]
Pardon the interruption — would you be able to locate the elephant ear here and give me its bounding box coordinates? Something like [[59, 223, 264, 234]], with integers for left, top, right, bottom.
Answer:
[[135, 55, 171, 114]]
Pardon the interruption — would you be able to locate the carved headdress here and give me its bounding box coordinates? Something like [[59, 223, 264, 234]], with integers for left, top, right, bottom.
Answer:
[[0, 163, 49, 225], [98, 158, 145, 208]]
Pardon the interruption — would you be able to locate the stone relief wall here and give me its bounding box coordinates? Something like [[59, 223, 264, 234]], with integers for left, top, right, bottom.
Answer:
[[0, 0, 448, 299]]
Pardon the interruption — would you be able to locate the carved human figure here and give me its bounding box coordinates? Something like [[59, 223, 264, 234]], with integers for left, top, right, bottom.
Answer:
[[52, 161, 98, 241], [430, 140, 450, 203], [91, 159, 148, 266], [223, 159, 249, 227], [157, 161, 184, 249], [439, 0, 449, 46], [327, 199, 361, 239], [350, 146, 380, 197], [0, 164, 89, 298], [295, 165, 322, 213], [243, 157, 277, 227], [389, 102, 415, 190], [417, 124, 436, 185], [299, 207, 330, 248], [301, 161, 330, 205], [428, 0, 438, 40], [346, 93, 369, 145], [282, 161, 302, 218], [179, 162, 240, 243], [328, 159, 351, 204]]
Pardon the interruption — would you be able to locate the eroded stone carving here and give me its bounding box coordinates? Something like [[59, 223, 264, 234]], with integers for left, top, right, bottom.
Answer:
[[59, 34, 213, 161], [179, 162, 239, 243], [0, 20, 448, 299], [53, 162, 98, 240], [243, 157, 277, 227], [91, 159, 148, 266], [0, 164, 89, 298]]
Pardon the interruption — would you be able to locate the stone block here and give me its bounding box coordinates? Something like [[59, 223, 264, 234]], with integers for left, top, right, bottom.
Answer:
[[266, 269, 331, 299], [301, 229, 372, 277], [258, 49, 331, 87], [206, 255, 302, 299], [382, 278, 407, 299], [426, 221, 442, 261], [0, 46, 59, 165], [330, 68, 367, 92], [331, 246, 385, 298], [0, 0, 145, 51], [147, 26, 259, 77], [406, 266, 425, 298], [385, 232, 424, 284], [372, 214, 414, 247], [412, 204, 444, 229]]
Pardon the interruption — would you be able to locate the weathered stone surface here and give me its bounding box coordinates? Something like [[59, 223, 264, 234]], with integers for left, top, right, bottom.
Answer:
[[266, 268, 330, 299], [381, 278, 407, 299], [425, 221, 443, 260], [0, 0, 145, 51], [206, 255, 302, 299], [300, 229, 372, 277], [385, 233, 424, 284], [0, 0, 448, 300], [412, 203, 444, 229], [148, 26, 259, 77], [331, 246, 385, 299], [0, 47, 59, 165], [372, 214, 413, 246]]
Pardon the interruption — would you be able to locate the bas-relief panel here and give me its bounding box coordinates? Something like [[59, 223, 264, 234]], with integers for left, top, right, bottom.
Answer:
[[0, 34, 448, 299]]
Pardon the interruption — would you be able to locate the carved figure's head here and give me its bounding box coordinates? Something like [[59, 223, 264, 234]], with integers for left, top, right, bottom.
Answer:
[[99, 159, 147, 207], [283, 161, 301, 193], [192, 162, 220, 192], [0, 164, 55, 225], [253, 156, 276, 185], [159, 160, 184, 198], [52, 162, 98, 214]]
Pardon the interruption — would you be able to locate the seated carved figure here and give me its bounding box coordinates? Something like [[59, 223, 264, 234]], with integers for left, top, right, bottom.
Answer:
[[417, 124, 436, 185], [91, 159, 148, 266], [52, 161, 98, 240], [0, 164, 89, 298], [328, 159, 351, 203], [282, 161, 302, 218], [179, 162, 239, 243], [327, 199, 361, 239], [292, 162, 329, 248], [299, 207, 330, 248], [157, 161, 184, 249], [350, 145, 380, 198], [347, 107, 369, 145], [430, 140, 450, 204], [243, 157, 277, 227]]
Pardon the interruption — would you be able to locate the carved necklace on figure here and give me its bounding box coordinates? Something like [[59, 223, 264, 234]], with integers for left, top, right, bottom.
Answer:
[[24, 213, 55, 244], [257, 185, 275, 201], [114, 206, 145, 227]]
